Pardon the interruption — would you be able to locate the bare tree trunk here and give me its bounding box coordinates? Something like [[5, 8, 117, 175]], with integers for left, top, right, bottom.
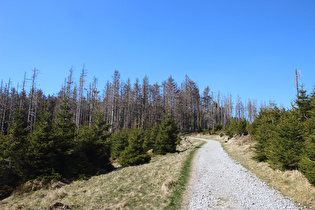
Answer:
[[109, 71, 120, 131], [295, 68, 299, 98], [19, 73, 27, 110], [151, 83, 162, 126], [88, 77, 99, 126], [121, 79, 131, 129], [76, 65, 86, 127], [217, 90, 221, 125], [66, 67, 74, 99], [229, 94, 233, 121], [141, 76, 150, 129], [0, 80, 4, 134], [131, 78, 141, 128], [1, 80, 10, 134], [27, 68, 38, 130]]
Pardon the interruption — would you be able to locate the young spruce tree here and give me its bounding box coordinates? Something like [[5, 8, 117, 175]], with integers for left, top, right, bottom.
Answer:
[[155, 114, 180, 155], [50, 98, 76, 178], [25, 109, 56, 180], [299, 88, 315, 185], [75, 110, 113, 177], [119, 127, 150, 167]]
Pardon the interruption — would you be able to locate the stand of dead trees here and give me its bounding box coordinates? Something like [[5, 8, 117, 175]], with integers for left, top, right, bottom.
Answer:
[[0, 68, 258, 135], [0, 69, 258, 135]]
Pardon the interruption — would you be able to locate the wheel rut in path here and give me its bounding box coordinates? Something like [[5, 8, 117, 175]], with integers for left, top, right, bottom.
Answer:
[[183, 137, 298, 210]]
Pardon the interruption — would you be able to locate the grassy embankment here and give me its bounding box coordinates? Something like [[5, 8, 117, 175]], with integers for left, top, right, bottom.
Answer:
[[0, 138, 203, 209], [192, 134, 315, 209]]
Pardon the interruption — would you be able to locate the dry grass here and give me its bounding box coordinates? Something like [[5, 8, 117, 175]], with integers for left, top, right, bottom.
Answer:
[[193, 133, 315, 209], [0, 138, 203, 210]]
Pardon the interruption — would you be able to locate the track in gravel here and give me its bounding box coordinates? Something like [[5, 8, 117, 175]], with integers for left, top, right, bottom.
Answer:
[[183, 137, 298, 210]]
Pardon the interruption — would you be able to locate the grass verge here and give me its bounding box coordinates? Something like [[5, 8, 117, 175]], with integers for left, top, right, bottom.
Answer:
[[165, 140, 206, 209], [192, 133, 315, 209], [0, 138, 204, 210]]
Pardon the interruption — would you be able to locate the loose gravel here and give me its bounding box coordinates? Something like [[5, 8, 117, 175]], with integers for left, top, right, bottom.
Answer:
[[183, 138, 298, 209]]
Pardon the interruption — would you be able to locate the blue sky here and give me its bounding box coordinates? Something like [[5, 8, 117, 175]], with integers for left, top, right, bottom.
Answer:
[[1, 0, 315, 109]]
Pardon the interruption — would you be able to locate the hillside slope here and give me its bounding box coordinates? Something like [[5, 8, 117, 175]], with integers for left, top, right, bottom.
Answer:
[[1, 139, 202, 209]]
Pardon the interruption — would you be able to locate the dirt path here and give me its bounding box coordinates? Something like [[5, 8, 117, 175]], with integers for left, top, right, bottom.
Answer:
[[183, 137, 298, 209]]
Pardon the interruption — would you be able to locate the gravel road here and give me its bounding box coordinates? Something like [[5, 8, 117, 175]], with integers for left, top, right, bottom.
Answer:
[[183, 137, 298, 209]]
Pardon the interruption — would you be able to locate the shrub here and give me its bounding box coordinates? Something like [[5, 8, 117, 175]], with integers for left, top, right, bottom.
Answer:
[[143, 124, 159, 152], [196, 127, 203, 133], [214, 123, 223, 132], [227, 118, 248, 137], [227, 131, 234, 139], [119, 127, 150, 167], [119, 152, 150, 167], [202, 129, 209, 135], [249, 106, 282, 162], [266, 114, 304, 170], [0, 160, 21, 199], [299, 157, 315, 185], [110, 129, 128, 159]]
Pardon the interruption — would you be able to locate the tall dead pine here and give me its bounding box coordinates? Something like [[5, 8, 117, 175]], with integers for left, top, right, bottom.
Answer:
[[27, 68, 38, 130], [76, 65, 86, 127]]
